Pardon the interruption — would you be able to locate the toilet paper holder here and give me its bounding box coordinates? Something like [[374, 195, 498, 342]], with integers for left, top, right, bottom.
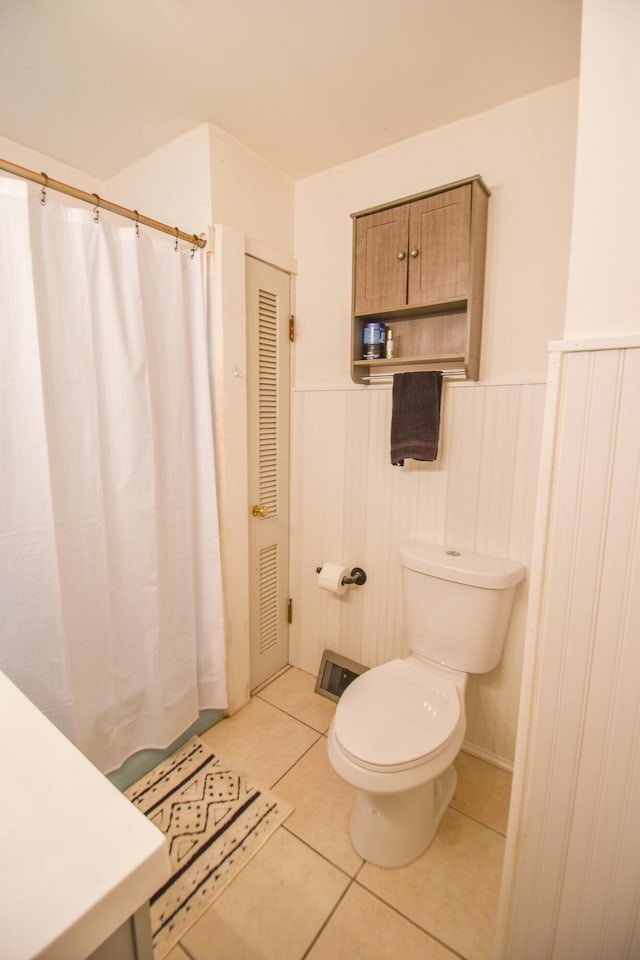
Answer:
[[315, 565, 367, 586]]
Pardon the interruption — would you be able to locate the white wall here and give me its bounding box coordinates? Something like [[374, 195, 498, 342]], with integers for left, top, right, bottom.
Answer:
[[496, 1, 640, 954], [0, 134, 103, 194], [291, 82, 579, 765], [210, 224, 252, 713], [294, 81, 578, 390], [564, 0, 640, 337], [209, 125, 294, 257], [291, 380, 545, 766], [497, 339, 640, 958], [1, 122, 297, 260], [105, 122, 296, 259], [105, 124, 213, 235], [0, 126, 215, 247]]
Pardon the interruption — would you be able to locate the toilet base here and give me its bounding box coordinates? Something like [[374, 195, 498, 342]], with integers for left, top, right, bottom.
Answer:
[[349, 764, 457, 868]]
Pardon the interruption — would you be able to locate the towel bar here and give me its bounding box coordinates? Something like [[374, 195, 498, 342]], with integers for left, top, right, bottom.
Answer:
[[362, 369, 466, 383]]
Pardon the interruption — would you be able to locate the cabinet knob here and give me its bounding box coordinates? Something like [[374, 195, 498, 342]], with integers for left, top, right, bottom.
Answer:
[[251, 504, 269, 518], [409, 248, 419, 258], [396, 250, 406, 261]]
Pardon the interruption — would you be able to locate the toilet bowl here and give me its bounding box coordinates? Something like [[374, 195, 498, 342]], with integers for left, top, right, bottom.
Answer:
[[327, 540, 524, 868], [328, 656, 467, 866]]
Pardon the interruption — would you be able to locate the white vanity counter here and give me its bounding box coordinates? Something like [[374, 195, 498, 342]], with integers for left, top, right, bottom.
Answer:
[[0, 671, 170, 960]]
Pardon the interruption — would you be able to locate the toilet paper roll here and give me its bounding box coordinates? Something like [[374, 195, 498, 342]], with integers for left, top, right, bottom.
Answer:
[[317, 562, 350, 596]]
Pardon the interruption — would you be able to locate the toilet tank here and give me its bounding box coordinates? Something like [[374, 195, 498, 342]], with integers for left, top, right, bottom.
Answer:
[[400, 540, 525, 674]]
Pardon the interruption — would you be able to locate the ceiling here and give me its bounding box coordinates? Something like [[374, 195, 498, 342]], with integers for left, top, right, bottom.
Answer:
[[0, 0, 581, 182]]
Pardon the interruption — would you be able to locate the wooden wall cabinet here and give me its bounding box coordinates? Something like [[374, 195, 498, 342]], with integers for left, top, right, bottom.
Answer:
[[351, 176, 490, 383]]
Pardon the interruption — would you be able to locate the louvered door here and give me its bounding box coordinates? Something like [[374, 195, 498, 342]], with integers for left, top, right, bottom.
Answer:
[[246, 256, 290, 689]]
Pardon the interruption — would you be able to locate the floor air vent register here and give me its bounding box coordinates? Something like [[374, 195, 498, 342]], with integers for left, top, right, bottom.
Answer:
[[315, 649, 368, 703]]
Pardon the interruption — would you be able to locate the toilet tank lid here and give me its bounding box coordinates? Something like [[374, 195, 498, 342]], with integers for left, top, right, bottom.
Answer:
[[400, 540, 525, 588]]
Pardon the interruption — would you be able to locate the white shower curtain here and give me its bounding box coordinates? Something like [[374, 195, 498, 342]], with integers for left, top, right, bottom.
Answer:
[[0, 176, 227, 772]]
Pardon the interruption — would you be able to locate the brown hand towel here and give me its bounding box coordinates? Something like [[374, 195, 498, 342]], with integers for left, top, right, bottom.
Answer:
[[390, 371, 443, 466]]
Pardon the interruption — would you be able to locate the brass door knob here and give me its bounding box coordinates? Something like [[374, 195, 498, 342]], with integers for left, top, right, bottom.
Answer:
[[251, 504, 269, 518]]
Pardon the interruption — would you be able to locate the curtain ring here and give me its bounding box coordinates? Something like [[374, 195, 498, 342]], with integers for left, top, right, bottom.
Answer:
[[174, 227, 179, 252], [190, 234, 198, 260], [134, 209, 140, 238], [40, 172, 48, 206], [92, 193, 101, 224]]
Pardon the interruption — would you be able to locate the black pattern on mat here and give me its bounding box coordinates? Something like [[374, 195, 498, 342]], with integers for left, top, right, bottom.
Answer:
[[125, 735, 291, 958]]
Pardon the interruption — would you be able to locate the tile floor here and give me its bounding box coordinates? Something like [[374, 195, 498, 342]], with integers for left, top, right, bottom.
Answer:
[[163, 667, 512, 960]]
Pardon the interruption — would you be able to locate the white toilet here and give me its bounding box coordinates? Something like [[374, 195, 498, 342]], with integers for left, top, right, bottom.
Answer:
[[327, 539, 524, 867]]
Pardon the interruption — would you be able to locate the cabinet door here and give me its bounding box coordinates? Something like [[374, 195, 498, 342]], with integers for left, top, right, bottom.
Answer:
[[354, 205, 409, 314], [407, 185, 471, 305]]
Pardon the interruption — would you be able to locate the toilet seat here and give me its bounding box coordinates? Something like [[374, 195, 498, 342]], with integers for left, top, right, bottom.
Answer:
[[333, 659, 461, 773]]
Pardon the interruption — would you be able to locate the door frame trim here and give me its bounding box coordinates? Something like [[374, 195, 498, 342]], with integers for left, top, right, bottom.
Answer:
[[246, 254, 292, 690], [210, 223, 296, 715]]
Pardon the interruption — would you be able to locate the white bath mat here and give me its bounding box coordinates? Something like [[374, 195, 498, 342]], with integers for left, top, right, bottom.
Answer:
[[125, 735, 292, 958]]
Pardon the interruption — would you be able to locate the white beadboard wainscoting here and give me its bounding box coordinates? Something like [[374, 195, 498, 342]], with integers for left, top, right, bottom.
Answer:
[[289, 378, 546, 768], [496, 341, 640, 959]]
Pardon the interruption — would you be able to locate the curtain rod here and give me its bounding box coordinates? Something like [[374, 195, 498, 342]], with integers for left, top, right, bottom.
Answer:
[[0, 156, 207, 249]]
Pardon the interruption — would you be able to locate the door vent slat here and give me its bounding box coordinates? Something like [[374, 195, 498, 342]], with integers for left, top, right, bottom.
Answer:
[[259, 544, 278, 655], [258, 287, 279, 516]]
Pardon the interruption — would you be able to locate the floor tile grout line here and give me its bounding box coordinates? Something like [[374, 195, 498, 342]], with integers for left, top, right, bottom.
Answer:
[[270, 733, 325, 790], [174, 813, 498, 960], [250, 663, 292, 696], [278, 827, 475, 960], [254, 665, 336, 728], [175, 832, 474, 960], [280, 823, 361, 880], [176, 941, 197, 960], [254, 690, 335, 738], [449, 802, 509, 838], [279, 791, 499, 959], [299, 877, 355, 960], [352, 878, 471, 960], [280, 823, 480, 960]]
